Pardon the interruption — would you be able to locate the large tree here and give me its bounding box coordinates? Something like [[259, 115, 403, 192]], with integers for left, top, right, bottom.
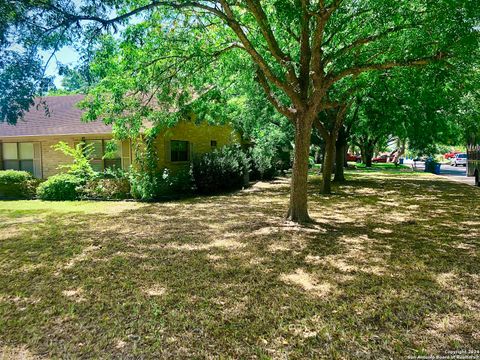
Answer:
[[1, 0, 478, 222]]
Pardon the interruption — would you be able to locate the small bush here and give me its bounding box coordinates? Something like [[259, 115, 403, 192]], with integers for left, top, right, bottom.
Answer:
[[129, 168, 162, 200], [169, 168, 194, 194], [36, 174, 83, 201], [192, 145, 249, 194], [80, 178, 131, 200], [249, 129, 292, 181], [0, 170, 32, 185], [0, 170, 39, 199], [249, 146, 277, 181], [129, 168, 193, 200], [52, 141, 96, 179]]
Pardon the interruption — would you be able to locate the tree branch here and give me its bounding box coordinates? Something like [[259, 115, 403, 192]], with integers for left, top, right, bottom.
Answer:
[[217, 0, 302, 106], [50, 1, 229, 27], [313, 117, 330, 139], [244, 0, 299, 88], [298, 0, 312, 100], [256, 69, 296, 121], [326, 52, 448, 87], [324, 24, 418, 64]]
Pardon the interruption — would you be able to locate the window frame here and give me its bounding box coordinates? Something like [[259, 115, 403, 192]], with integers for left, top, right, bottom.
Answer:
[[1, 142, 35, 173], [82, 139, 122, 172], [170, 140, 190, 162]]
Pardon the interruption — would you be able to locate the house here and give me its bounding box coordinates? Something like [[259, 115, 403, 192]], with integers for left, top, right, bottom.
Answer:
[[0, 95, 240, 178]]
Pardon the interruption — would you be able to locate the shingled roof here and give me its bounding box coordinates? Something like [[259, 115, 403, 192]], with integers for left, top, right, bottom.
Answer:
[[0, 95, 113, 137]]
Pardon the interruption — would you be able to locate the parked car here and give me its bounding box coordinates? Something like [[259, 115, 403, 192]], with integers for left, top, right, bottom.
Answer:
[[444, 151, 460, 160], [372, 155, 388, 163], [346, 153, 361, 162], [451, 153, 467, 167]]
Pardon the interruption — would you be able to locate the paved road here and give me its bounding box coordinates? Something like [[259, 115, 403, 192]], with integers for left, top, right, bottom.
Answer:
[[438, 164, 476, 186], [405, 160, 476, 186]]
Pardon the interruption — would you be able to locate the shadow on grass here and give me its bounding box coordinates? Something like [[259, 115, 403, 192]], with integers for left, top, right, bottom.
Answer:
[[0, 171, 478, 358]]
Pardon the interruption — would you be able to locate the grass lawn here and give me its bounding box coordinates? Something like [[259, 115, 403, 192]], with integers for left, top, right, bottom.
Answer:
[[0, 170, 479, 358]]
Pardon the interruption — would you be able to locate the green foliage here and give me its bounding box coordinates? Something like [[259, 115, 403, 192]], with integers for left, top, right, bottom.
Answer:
[[128, 133, 193, 200], [249, 145, 277, 181], [0, 50, 54, 124], [349, 61, 478, 157], [249, 126, 292, 180], [192, 145, 249, 194], [59, 64, 94, 93], [53, 141, 96, 179], [129, 168, 162, 200], [129, 168, 193, 200], [129, 134, 160, 200], [80, 178, 131, 200], [0, 170, 32, 185], [0, 170, 39, 199], [36, 174, 83, 201]]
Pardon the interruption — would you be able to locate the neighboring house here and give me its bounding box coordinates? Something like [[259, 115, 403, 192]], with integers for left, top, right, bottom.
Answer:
[[0, 95, 239, 178]]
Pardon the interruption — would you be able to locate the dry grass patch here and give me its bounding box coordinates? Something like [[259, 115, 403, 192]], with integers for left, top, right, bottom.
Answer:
[[0, 169, 479, 358], [280, 269, 335, 298]]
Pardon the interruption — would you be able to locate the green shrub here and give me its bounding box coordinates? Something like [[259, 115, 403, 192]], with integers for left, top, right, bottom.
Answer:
[[129, 168, 193, 200], [249, 129, 292, 181], [192, 145, 249, 194], [249, 145, 277, 181], [129, 168, 162, 200], [52, 141, 96, 179], [0, 170, 39, 199], [80, 178, 131, 200], [80, 167, 133, 200], [169, 168, 194, 194], [36, 174, 83, 201], [0, 170, 32, 185]]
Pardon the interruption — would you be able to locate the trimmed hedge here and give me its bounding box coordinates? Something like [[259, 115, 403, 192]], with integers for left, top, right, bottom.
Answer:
[[0, 170, 38, 199], [0, 170, 32, 185], [36, 174, 83, 201]]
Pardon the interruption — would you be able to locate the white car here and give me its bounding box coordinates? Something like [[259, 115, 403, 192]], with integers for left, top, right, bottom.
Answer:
[[451, 153, 467, 167]]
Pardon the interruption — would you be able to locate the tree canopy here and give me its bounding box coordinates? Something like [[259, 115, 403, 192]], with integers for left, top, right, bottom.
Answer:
[[1, 0, 478, 222]]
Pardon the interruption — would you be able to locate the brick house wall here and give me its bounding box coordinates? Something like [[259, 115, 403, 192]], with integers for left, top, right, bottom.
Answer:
[[152, 120, 240, 171], [0, 134, 124, 178], [0, 121, 239, 178]]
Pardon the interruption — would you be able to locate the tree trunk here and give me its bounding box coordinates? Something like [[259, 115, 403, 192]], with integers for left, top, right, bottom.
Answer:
[[360, 147, 367, 165], [365, 147, 373, 168], [321, 136, 335, 194], [334, 142, 346, 182], [334, 127, 348, 183], [360, 141, 374, 167], [287, 117, 313, 223]]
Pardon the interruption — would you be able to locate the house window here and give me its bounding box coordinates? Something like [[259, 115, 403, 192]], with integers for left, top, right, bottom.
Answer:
[[171, 140, 189, 162], [1, 142, 34, 173], [83, 140, 122, 172], [211, 140, 217, 148]]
